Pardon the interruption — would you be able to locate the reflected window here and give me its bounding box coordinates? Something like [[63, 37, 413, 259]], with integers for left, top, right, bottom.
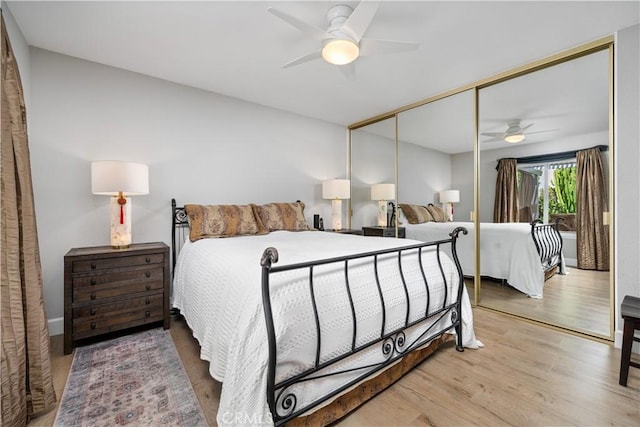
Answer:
[[518, 161, 577, 231]]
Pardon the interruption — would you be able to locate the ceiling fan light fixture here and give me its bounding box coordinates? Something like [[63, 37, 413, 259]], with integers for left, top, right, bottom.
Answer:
[[504, 133, 526, 143], [322, 38, 359, 65]]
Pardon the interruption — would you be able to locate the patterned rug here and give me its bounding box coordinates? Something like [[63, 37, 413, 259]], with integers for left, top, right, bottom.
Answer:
[[54, 328, 207, 426]]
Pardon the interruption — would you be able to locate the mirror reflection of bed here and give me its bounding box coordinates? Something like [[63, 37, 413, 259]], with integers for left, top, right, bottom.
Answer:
[[350, 45, 612, 340], [477, 48, 611, 338]]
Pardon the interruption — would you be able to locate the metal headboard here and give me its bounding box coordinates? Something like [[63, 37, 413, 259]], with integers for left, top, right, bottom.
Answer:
[[171, 198, 189, 277]]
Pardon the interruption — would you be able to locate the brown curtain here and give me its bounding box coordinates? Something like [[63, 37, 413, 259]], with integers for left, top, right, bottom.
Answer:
[[576, 147, 609, 270], [493, 158, 520, 222], [1, 16, 57, 426]]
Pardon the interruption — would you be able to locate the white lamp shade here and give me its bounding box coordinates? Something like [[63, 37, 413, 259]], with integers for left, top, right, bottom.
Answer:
[[440, 190, 460, 204], [322, 179, 350, 199], [91, 161, 149, 195], [371, 183, 395, 201]]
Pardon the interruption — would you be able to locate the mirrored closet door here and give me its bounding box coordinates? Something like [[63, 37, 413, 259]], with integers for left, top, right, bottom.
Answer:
[[476, 47, 613, 339], [396, 90, 476, 297], [350, 116, 396, 231]]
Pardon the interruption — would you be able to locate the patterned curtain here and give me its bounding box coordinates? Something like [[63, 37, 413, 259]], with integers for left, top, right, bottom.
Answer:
[[493, 158, 520, 223], [1, 16, 57, 426], [576, 147, 609, 270]]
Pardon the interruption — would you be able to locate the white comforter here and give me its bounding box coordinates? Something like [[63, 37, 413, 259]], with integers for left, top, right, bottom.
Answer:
[[404, 221, 559, 298], [173, 231, 480, 426]]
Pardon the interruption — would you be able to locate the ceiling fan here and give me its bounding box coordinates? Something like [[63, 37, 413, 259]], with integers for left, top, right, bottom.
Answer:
[[481, 120, 558, 143], [267, 1, 419, 78]]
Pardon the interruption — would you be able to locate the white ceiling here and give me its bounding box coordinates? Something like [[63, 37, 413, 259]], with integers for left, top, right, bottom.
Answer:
[[6, 0, 639, 131]]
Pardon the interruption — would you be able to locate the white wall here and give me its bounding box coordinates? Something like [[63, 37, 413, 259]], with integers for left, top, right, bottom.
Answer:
[[398, 141, 452, 207], [351, 129, 395, 229], [28, 48, 348, 335], [614, 23, 640, 348]]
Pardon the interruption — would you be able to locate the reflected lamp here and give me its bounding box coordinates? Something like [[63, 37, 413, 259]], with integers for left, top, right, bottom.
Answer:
[[371, 183, 395, 227], [439, 190, 460, 222]]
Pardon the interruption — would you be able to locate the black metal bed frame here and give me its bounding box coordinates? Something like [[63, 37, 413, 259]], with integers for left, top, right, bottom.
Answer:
[[171, 199, 468, 425], [530, 218, 564, 275]]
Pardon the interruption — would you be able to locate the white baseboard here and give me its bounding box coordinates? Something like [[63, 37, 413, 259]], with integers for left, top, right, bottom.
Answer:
[[564, 257, 577, 268], [48, 317, 64, 337]]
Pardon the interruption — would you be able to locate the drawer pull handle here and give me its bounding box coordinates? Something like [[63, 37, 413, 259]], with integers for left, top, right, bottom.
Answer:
[[90, 292, 96, 300], [90, 308, 96, 315], [90, 279, 96, 286], [145, 257, 151, 263], [145, 271, 151, 278], [145, 284, 151, 290], [90, 263, 96, 269], [145, 311, 151, 318], [90, 322, 96, 329], [145, 297, 151, 304]]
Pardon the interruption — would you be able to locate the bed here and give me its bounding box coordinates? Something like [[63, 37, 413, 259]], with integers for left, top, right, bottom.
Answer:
[[170, 199, 481, 426], [403, 219, 565, 299]]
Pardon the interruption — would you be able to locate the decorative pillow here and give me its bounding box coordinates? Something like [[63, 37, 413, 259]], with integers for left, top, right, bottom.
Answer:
[[256, 202, 312, 231], [398, 204, 433, 224], [426, 204, 448, 222], [184, 204, 269, 241]]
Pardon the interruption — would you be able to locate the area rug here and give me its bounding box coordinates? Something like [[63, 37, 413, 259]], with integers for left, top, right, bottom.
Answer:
[[54, 328, 207, 426]]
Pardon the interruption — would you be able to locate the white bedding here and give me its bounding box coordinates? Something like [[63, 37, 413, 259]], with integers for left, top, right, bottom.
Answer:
[[173, 230, 480, 426], [404, 221, 563, 298]]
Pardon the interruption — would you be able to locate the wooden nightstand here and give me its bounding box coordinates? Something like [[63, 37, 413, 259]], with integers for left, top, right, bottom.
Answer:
[[64, 242, 170, 354], [362, 226, 406, 238]]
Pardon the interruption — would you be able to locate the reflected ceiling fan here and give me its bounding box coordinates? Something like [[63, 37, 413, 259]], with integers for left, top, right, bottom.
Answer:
[[267, 1, 419, 79], [481, 120, 558, 143]]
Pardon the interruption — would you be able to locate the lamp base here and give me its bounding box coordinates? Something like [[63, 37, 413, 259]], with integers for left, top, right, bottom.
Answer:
[[442, 202, 454, 222], [377, 200, 387, 227], [331, 199, 343, 231], [110, 196, 132, 248]]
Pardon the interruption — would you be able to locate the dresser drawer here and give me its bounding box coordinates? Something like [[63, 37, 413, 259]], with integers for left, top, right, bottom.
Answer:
[[73, 279, 164, 303], [73, 293, 163, 320], [72, 253, 164, 273], [73, 266, 164, 289], [73, 304, 164, 338]]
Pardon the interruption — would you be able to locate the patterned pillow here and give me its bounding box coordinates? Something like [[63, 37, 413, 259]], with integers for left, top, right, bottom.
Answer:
[[398, 204, 433, 224], [184, 204, 269, 241], [256, 202, 312, 231], [426, 204, 448, 222]]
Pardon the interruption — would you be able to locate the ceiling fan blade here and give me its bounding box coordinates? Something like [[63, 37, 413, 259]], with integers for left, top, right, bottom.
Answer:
[[480, 132, 504, 138], [338, 62, 356, 81], [359, 38, 419, 57], [281, 49, 323, 69], [482, 137, 503, 143], [525, 129, 560, 136], [521, 123, 535, 132], [342, 0, 381, 42], [268, 7, 327, 40]]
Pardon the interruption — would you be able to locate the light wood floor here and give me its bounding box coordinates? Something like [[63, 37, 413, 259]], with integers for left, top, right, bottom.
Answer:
[[29, 308, 639, 427], [478, 267, 611, 337]]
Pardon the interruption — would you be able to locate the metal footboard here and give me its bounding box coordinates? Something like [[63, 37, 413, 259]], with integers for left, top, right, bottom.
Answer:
[[531, 218, 564, 274], [260, 228, 468, 425]]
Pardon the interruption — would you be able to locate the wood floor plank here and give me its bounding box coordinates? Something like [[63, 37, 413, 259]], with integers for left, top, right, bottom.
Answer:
[[28, 307, 640, 427]]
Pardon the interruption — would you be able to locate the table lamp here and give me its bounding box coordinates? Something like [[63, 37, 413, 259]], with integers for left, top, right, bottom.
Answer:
[[91, 161, 149, 248], [371, 183, 395, 227], [439, 190, 459, 222], [322, 179, 350, 231]]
